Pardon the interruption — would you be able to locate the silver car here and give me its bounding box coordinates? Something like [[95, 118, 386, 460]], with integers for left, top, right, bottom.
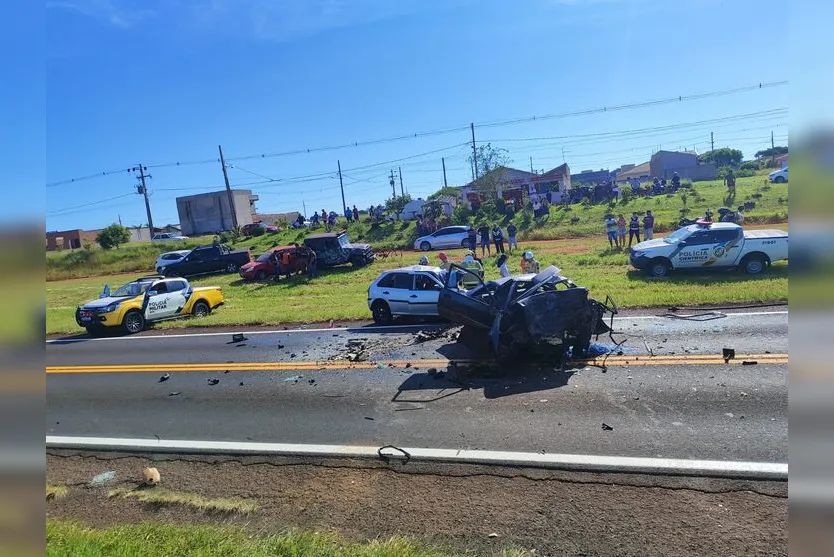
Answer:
[[413, 226, 471, 251], [367, 265, 445, 324], [155, 250, 191, 274]]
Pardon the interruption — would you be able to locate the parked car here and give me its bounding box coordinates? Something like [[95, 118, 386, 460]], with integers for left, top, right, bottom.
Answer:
[[161, 243, 251, 277], [152, 232, 189, 241], [367, 265, 445, 324], [155, 250, 191, 274], [414, 226, 471, 251], [768, 166, 788, 183], [436, 265, 615, 362], [629, 222, 789, 277], [239, 246, 311, 281], [304, 231, 374, 268], [75, 275, 224, 336], [241, 222, 278, 237]]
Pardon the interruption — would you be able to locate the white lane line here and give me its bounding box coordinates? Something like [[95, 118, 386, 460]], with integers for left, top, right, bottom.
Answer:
[[46, 436, 787, 480], [45, 310, 789, 344]]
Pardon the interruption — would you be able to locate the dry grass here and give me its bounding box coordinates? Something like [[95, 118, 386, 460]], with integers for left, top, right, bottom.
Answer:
[[107, 487, 258, 514], [46, 484, 68, 501]]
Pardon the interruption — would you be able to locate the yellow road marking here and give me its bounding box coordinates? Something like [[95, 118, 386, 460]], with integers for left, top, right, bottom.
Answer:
[[46, 354, 788, 374]]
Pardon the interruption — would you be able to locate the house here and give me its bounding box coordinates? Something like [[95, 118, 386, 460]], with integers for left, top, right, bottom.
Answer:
[[459, 166, 538, 208], [570, 168, 612, 186], [45, 229, 100, 251], [774, 153, 788, 168], [253, 212, 301, 225], [399, 197, 455, 221], [176, 189, 258, 236], [650, 150, 717, 181], [616, 161, 651, 183], [531, 163, 572, 202]]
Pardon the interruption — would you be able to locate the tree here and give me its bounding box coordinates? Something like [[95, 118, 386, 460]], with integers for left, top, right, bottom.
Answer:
[[467, 143, 512, 196], [96, 223, 130, 250], [384, 194, 413, 219], [754, 146, 788, 159], [699, 148, 743, 168]]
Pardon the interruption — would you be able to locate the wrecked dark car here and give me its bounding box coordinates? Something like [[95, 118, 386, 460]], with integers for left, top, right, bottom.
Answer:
[[437, 265, 616, 362]]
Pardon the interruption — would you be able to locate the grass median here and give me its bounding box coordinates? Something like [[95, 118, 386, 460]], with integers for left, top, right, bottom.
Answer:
[[45, 232, 788, 336], [47, 520, 527, 557]]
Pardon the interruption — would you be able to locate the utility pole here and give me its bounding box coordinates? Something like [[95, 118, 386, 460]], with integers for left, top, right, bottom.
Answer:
[[118, 214, 122, 226], [710, 132, 714, 151], [771, 131, 775, 149], [561, 147, 566, 163], [530, 156, 534, 173], [442, 157, 448, 188], [218, 145, 238, 229], [470, 122, 478, 181], [389, 170, 397, 198], [398, 166, 404, 197], [130, 164, 154, 234], [302, 200, 307, 220], [337, 160, 346, 212]]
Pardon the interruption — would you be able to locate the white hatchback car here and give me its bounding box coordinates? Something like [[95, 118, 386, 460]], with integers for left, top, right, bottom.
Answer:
[[768, 166, 788, 183], [155, 250, 191, 274], [152, 232, 190, 242], [367, 265, 445, 324], [414, 225, 471, 251]]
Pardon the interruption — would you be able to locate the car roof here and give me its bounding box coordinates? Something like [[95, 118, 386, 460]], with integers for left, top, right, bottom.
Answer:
[[385, 265, 443, 274], [161, 249, 190, 256], [688, 222, 741, 231], [306, 231, 345, 239]]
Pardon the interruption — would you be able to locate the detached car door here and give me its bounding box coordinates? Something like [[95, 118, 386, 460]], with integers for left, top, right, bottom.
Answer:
[[410, 273, 443, 315]]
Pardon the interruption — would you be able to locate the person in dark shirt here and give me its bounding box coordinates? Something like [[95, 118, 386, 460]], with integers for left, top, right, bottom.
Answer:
[[477, 223, 491, 257], [628, 212, 641, 247], [467, 226, 478, 252], [506, 223, 518, 253], [642, 210, 655, 240]]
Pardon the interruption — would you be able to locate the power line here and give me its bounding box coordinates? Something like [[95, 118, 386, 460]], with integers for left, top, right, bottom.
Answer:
[[46, 193, 135, 216]]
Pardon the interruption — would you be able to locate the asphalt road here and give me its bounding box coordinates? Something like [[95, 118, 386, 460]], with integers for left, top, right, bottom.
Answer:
[[46, 310, 788, 463]]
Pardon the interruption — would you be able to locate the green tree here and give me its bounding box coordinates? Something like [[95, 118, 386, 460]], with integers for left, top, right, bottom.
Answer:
[[467, 143, 512, 196], [754, 146, 788, 159], [384, 194, 413, 219], [699, 148, 743, 168], [95, 223, 131, 250]]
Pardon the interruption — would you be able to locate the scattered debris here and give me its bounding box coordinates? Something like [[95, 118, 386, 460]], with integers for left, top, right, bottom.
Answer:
[[231, 334, 247, 343], [723, 348, 736, 363], [283, 375, 303, 382], [290, 353, 297, 358], [488, 533, 500, 538], [601, 423, 614, 431], [207, 378, 220, 386], [277, 344, 285, 349], [168, 391, 181, 397], [308, 379, 316, 385], [742, 360, 758, 366], [239, 382, 244, 386], [142, 467, 160, 485], [405, 362, 412, 368], [90, 471, 116, 486], [725, 413, 735, 418], [158, 373, 170, 383], [427, 367, 438, 376], [364, 416, 374, 421]]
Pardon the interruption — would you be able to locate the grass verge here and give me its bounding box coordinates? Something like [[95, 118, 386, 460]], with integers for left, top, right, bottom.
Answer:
[[45, 231, 788, 335], [107, 487, 258, 514], [47, 521, 528, 557], [46, 485, 68, 501]]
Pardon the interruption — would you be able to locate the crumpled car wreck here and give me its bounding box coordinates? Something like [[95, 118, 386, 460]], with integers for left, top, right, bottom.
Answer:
[[438, 265, 617, 362]]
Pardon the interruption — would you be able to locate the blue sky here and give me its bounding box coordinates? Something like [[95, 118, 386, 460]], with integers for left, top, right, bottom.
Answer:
[[30, 0, 791, 230]]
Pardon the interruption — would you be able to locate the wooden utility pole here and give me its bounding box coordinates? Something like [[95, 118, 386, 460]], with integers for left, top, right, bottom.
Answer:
[[337, 160, 346, 212], [218, 145, 238, 229], [470, 123, 478, 181], [771, 131, 775, 149], [398, 166, 404, 196], [389, 169, 397, 198], [131, 164, 154, 234], [710, 132, 714, 151], [442, 157, 448, 188], [530, 156, 534, 173]]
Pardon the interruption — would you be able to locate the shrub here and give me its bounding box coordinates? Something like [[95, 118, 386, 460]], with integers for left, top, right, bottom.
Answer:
[[570, 216, 580, 224], [619, 185, 633, 204], [96, 224, 130, 250], [740, 160, 761, 171]]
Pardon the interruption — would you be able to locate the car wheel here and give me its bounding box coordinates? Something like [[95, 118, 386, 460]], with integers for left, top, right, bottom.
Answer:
[[420, 241, 431, 251], [741, 254, 766, 275], [647, 258, 670, 278], [192, 300, 211, 318], [121, 310, 145, 335], [460, 239, 470, 248], [774, 176, 786, 183], [371, 300, 393, 325], [226, 262, 239, 273], [256, 269, 268, 281]]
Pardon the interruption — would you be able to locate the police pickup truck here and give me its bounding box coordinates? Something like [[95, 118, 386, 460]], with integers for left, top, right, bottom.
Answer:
[[629, 222, 788, 277]]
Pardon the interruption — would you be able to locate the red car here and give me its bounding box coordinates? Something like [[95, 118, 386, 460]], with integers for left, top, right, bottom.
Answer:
[[239, 246, 309, 281], [241, 222, 279, 237]]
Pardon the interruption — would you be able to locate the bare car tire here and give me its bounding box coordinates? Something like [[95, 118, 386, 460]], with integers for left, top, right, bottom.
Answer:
[[371, 300, 393, 325], [121, 310, 145, 335]]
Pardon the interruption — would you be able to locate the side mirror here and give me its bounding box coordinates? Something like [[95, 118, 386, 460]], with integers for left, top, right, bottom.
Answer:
[[100, 284, 110, 298], [147, 290, 158, 297]]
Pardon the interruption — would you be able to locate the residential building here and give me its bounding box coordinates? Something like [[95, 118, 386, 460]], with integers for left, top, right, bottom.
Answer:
[[176, 189, 258, 236], [253, 212, 301, 225], [531, 163, 572, 202], [458, 166, 538, 208], [649, 150, 717, 181], [774, 153, 788, 168], [570, 168, 612, 185], [45, 229, 100, 251], [616, 161, 651, 183]]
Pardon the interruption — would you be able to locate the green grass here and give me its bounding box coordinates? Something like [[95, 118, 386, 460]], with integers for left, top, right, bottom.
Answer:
[[45, 174, 788, 282], [47, 521, 529, 557], [46, 233, 788, 335], [107, 487, 258, 514]]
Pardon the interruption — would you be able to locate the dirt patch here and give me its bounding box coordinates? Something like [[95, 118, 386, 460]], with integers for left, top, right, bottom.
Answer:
[[47, 453, 787, 556]]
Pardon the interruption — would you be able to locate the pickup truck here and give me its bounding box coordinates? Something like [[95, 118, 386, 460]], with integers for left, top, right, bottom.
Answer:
[[629, 222, 788, 277], [161, 243, 251, 277]]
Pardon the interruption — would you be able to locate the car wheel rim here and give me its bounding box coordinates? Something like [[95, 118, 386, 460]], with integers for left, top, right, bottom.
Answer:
[[125, 314, 142, 333], [747, 261, 762, 273], [195, 305, 208, 317], [227, 264, 237, 272], [652, 265, 665, 276]]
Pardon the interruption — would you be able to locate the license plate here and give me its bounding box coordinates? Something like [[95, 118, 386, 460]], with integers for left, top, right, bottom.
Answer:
[[80, 313, 93, 322]]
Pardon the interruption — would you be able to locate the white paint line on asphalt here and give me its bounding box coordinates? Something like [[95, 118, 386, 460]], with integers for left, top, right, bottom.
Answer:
[[46, 436, 788, 480], [45, 310, 789, 344]]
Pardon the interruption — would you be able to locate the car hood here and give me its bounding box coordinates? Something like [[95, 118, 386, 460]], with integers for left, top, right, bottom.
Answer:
[[240, 261, 262, 272], [80, 295, 136, 309], [345, 242, 371, 251], [632, 239, 668, 251]]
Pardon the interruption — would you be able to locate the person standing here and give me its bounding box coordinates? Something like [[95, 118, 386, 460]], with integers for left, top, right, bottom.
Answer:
[[344, 206, 353, 222], [321, 209, 329, 232], [477, 223, 491, 257], [507, 222, 518, 253], [307, 249, 318, 279], [724, 170, 736, 194], [491, 224, 505, 254], [605, 215, 617, 248], [617, 213, 627, 247], [628, 212, 641, 247], [467, 226, 478, 252], [643, 210, 655, 240], [281, 249, 292, 280], [352, 205, 359, 222]]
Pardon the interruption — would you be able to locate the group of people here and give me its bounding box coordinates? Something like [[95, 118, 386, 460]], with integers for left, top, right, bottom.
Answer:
[[344, 205, 360, 223], [605, 210, 654, 249], [467, 223, 519, 258], [418, 248, 541, 289], [267, 244, 319, 281]]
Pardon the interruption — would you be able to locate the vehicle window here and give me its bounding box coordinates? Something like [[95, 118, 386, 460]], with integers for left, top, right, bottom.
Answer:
[[338, 235, 349, 247], [685, 231, 715, 246], [163, 253, 182, 260], [151, 282, 168, 294], [378, 272, 412, 289], [664, 227, 692, 243], [712, 229, 740, 243], [414, 274, 441, 291], [113, 281, 153, 297], [167, 280, 187, 292], [256, 251, 275, 263]]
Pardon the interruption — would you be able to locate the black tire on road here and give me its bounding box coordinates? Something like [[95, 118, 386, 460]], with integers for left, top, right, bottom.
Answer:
[[741, 254, 766, 275], [191, 300, 211, 318], [371, 300, 393, 325], [647, 258, 671, 278], [121, 310, 145, 335], [420, 241, 431, 251]]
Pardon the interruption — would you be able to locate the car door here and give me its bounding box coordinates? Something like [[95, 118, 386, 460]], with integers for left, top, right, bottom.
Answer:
[[432, 228, 455, 248], [671, 230, 717, 268], [176, 249, 203, 276], [377, 272, 413, 314], [164, 279, 190, 316], [704, 228, 744, 267], [144, 281, 175, 321], [409, 273, 443, 315]]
